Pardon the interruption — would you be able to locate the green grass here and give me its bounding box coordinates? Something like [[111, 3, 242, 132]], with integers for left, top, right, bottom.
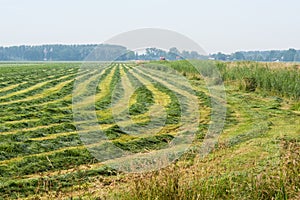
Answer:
[[0, 61, 299, 199], [216, 61, 300, 99]]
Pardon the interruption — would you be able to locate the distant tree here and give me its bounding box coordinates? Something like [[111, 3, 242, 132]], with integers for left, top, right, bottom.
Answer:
[[169, 47, 180, 55], [190, 51, 200, 59], [294, 51, 300, 61], [24, 49, 43, 61], [168, 47, 180, 60], [256, 55, 265, 61], [266, 50, 279, 61], [283, 48, 297, 61], [232, 52, 245, 60], [144, 48, 167, 60], [126, 51, 136, 60], [117, 50, 135, 60], [181, 50, 191, 59], [215, 52, 227, 61]]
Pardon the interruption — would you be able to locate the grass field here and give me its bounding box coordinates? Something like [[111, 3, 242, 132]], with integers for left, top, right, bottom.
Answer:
[[0, 61, 299, 199]]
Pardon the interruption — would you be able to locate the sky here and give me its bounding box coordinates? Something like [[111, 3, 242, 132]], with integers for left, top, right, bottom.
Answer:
[[0, 0, 299, 54]]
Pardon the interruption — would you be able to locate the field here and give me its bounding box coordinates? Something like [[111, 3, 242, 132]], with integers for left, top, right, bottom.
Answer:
[[0, 61, 299, 199]]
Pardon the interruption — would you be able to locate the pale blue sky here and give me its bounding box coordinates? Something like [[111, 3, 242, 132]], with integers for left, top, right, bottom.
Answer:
[[0, 0, 299, 53]]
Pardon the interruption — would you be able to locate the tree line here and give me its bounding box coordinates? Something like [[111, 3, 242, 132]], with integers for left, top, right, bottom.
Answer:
[[0, 45, 205, 61], [0, 44, 299, 62], [0, 44, 128, 61], [210, 48, 300, 62]]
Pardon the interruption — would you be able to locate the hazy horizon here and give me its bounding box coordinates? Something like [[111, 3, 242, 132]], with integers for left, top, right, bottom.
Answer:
[[0, 43, 298, 55], [1, 0, 300, 54]]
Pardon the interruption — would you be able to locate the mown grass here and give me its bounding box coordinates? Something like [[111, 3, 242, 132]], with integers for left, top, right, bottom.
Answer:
[[102, 61, 299, 200], [0, 61, 299, 199], [106, 139, 299, 200], [128, 86, 154, 116]]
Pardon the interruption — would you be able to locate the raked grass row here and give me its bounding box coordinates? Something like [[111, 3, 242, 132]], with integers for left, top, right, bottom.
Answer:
[[0, 61, 299, 199], [0, 62, 208, 198]]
